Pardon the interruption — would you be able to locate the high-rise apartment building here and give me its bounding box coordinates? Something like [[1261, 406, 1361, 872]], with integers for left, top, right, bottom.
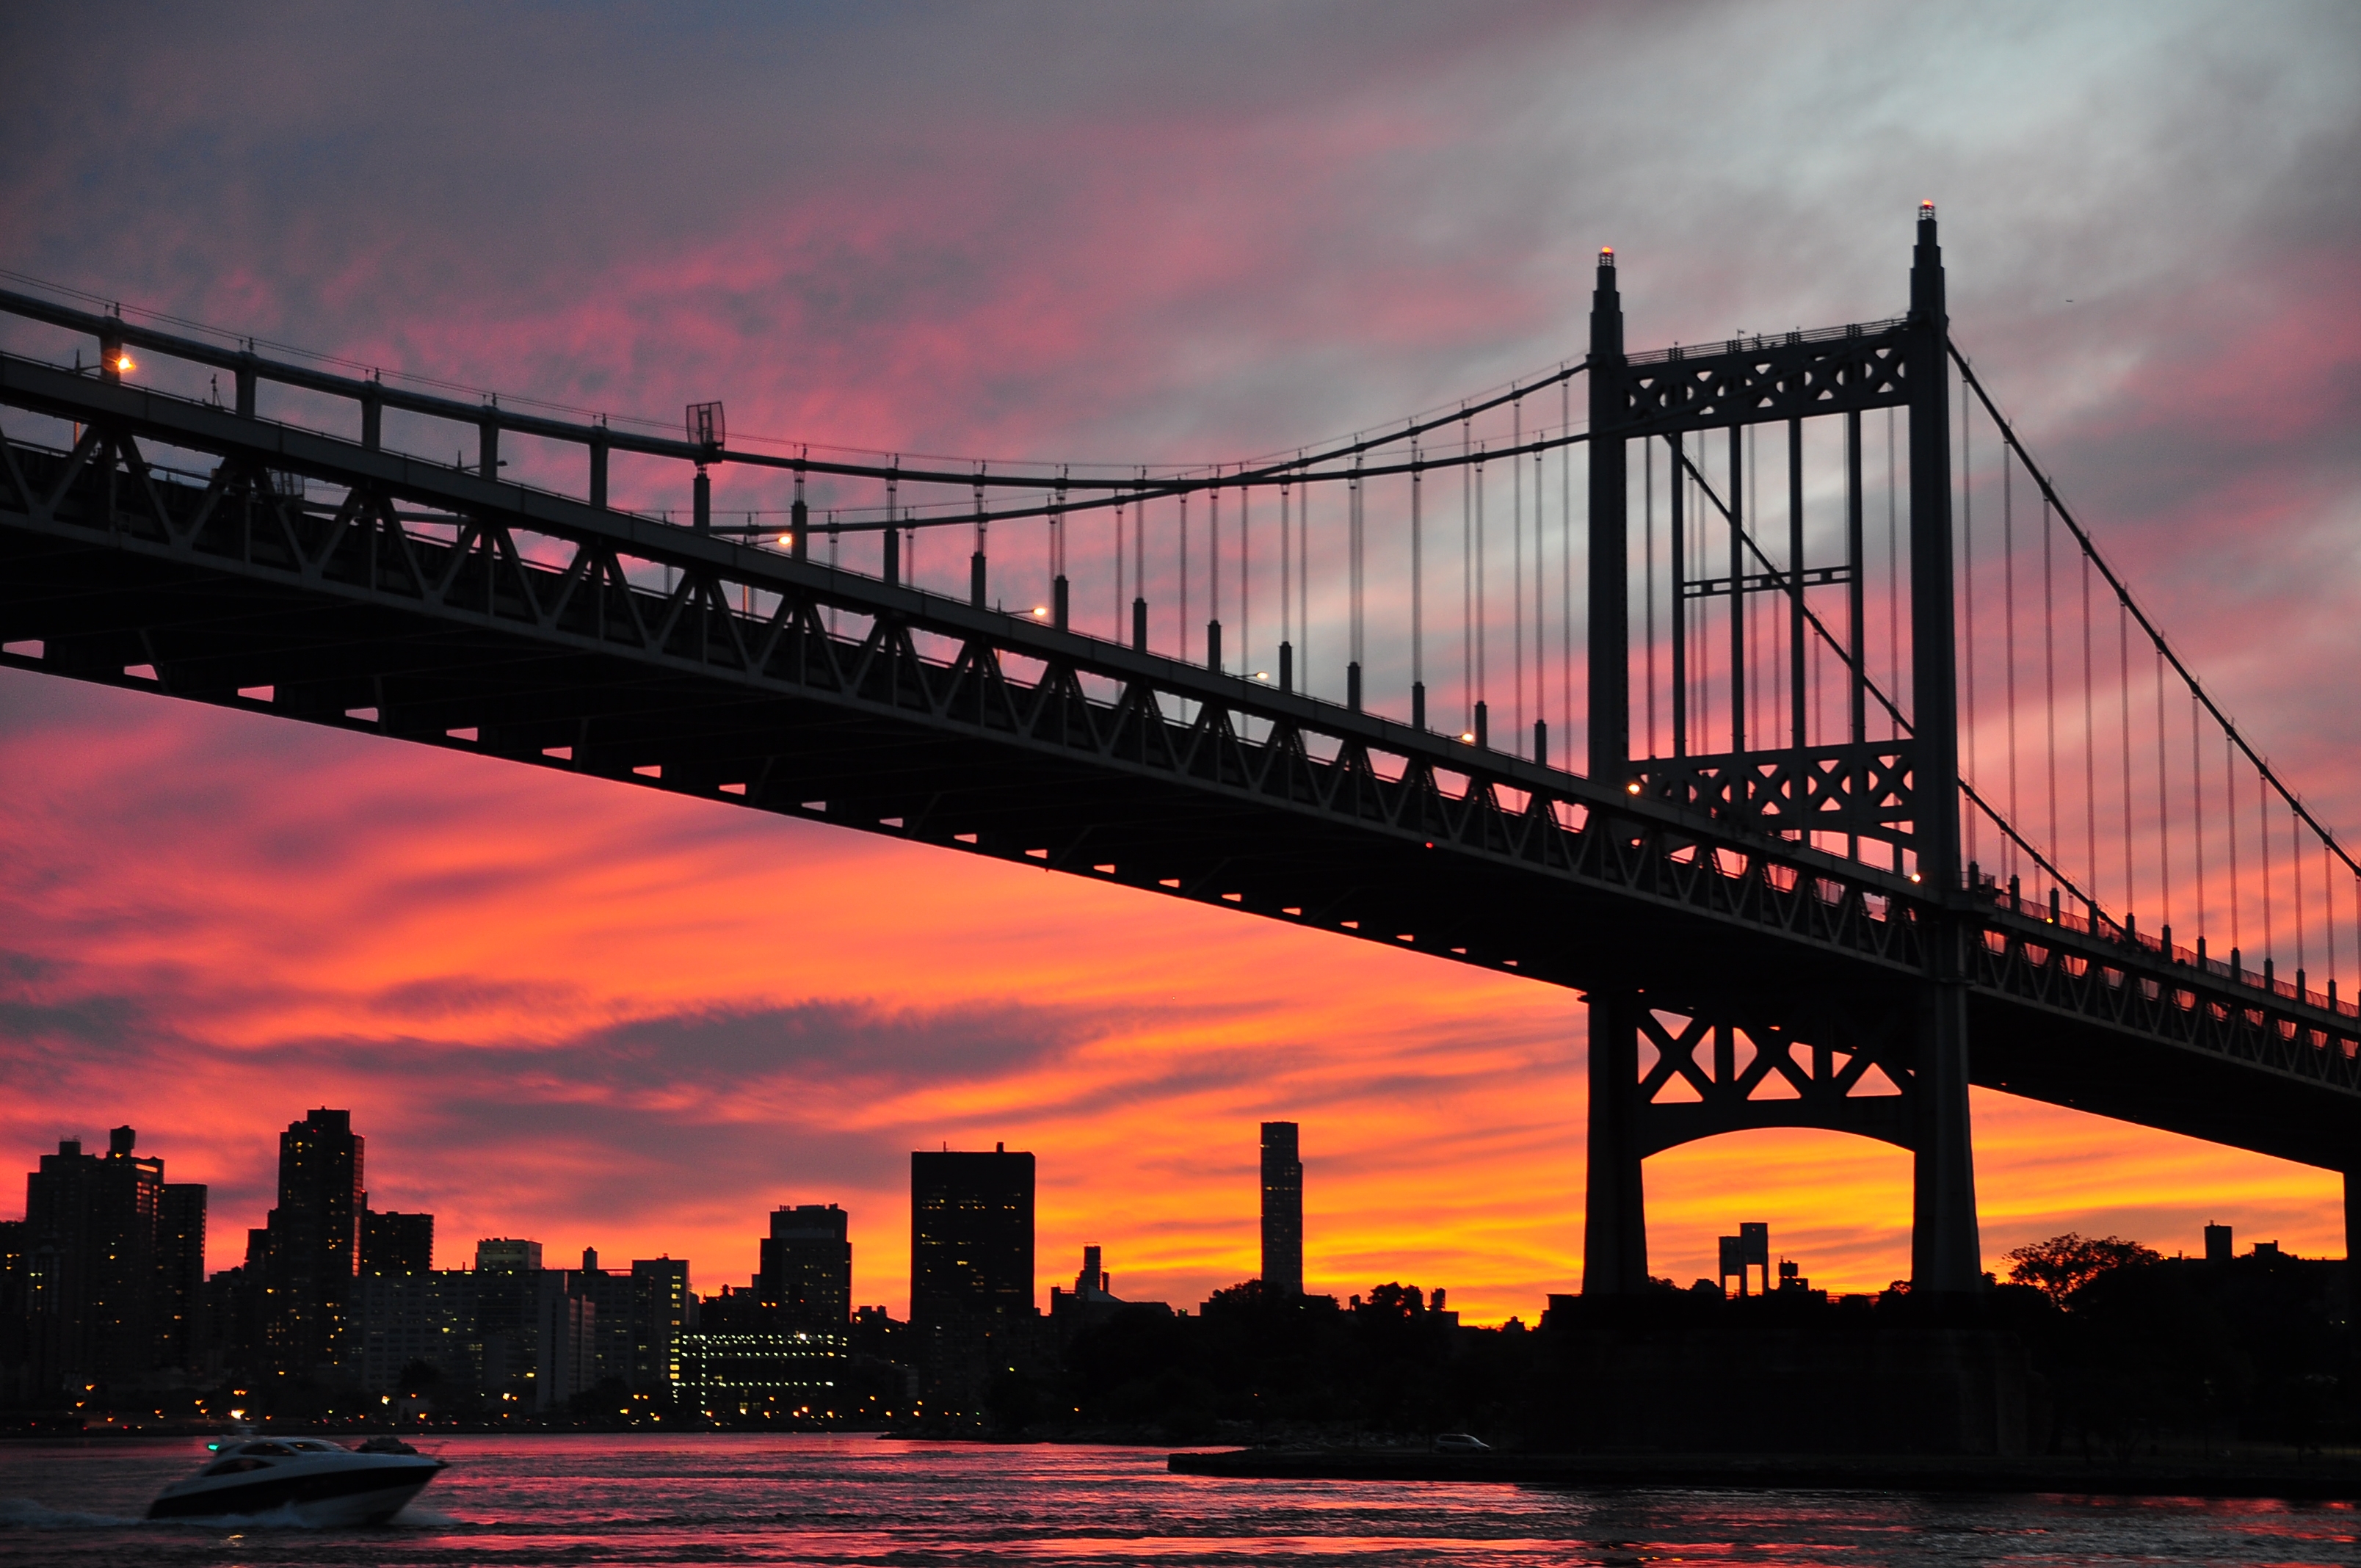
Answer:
[[759, 1204, 852, 1327], [1261, 1122, 1303, 1297], [362, 1211, 434, 1275], [261, 1109, 364, 1380], [910, 1147, 1034, 1331], [15, 1127, 206, 1391]]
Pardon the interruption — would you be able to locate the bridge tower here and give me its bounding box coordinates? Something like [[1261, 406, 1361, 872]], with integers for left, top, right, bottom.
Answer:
[[1582, 208, 1982, 1296]]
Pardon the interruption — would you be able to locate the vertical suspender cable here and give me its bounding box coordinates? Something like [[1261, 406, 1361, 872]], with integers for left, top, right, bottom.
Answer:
[[1729, 424, 1744, 753], [1962, 401, 1977, 870], [1115, 501, 1126, 639], [2325, 841, 2338, 993], [1887, 406, 1900, 740], [2326, 841, 2339, 994], [1644, 438, 1656, 758], [1788, 415, 1805, 756], [2003, 443, 2019, 884], [1412, 452, 1424, 721], [2293, 802, 2305, 977], [1178, 491, 1189, 659], [1562, 379, 1575, 745], [1670, 434, 1687, 758], [1299, 465, 1310, 690], [2044, 495, 2059, 896], [2260, 767, 2274, 963], [1691, 458, 1705, 747], [2155, 647, 2171, 933], [1747, 423, 1760, 747], [2119, 598, 2135, 924], [1513, 399, 1526, 747], [1210, 477, 1222, 661], [1536, 437, 1548, 761], [1475, 448, 1488, 733], [1462, 420, 1473, 729], [1279, 482, 1291, 683], [2083, 551, 2097, 919], [2192, 692, 2207, 945], [1349, 457, 1366, 703], [1241, 480, 1250, 681], [2227, 733, 2242, 957]]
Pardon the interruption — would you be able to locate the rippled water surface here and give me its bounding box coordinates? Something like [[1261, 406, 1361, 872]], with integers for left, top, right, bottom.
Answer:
[[3, 1434, 2357, 1566]]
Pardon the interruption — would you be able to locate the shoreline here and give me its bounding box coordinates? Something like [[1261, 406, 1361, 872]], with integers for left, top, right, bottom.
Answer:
[[1166, 1448, 2361, 1500]]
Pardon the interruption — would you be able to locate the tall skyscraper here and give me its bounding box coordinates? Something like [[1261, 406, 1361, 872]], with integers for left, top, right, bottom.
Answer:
[[1261, 1122, 1303, 1297], [910, 1146, 1034, 1331], [361, 1211, 434, 1275], [261, 1108, 364, 1380], [759, 1204, 852, 1326]]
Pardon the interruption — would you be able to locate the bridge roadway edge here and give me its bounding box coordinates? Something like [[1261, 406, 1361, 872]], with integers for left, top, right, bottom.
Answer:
[[1, 363, 2357, 1183]]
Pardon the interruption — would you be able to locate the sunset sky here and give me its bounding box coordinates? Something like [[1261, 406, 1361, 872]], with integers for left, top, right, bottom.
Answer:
[[4, 2, 2360, 1323]]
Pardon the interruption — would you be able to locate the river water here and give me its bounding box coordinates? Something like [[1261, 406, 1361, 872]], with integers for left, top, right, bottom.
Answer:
[[1, 1434, 2354, 1566]]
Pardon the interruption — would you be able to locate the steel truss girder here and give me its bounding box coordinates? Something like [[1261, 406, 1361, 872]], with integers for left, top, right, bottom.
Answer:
[[1628, 992, 1918, 1158], [4, 362, 2360, 1171], [1633, 741, 1918, 849], [0, 426, 1927, 978], [1601, 319, 1914, 438]]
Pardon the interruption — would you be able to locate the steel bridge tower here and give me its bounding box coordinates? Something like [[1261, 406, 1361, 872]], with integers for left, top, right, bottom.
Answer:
[[1582, 208, 1981, 1296]]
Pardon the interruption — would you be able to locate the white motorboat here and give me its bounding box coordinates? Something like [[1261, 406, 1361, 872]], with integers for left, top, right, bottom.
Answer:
[[146, 1435, 446, 1525]]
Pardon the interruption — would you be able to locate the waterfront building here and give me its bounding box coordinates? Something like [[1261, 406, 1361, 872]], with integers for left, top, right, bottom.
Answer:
[[675, 1326, 848, 1416]]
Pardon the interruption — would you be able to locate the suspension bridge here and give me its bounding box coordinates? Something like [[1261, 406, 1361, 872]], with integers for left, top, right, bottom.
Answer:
[[2, 206, 2354, 1293]]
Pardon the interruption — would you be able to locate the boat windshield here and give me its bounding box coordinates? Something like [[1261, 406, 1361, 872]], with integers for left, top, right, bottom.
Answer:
[[236, 1441, 295, 1456]]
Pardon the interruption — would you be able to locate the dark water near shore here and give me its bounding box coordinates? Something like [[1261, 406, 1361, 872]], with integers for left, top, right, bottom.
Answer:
[[2, 1434, 2356, 1565]]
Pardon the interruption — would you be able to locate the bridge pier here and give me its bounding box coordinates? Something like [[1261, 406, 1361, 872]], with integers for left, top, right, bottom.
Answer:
[[2347, 1171, 2361, 1315], [1912, 965, 1983, 1294], [1581, 990, 1649, 1293]]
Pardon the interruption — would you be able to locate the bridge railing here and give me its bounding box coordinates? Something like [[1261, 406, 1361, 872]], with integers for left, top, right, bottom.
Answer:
[[1978, 876, 2356, 1017]]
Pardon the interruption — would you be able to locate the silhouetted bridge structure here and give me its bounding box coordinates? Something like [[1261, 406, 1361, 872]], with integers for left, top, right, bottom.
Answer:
[[4, 209, 2355, 1291]]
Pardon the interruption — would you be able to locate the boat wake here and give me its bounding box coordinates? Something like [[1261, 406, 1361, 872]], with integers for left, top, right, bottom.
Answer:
[[0, 1497, 142, 1530]]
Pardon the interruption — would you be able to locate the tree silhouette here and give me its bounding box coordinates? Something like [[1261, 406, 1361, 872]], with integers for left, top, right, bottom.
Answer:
[[2001, 1233, 2161, 1306]]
